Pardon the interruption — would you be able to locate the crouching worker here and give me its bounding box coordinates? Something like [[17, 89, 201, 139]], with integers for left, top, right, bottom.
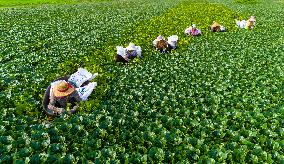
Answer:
[[235, 16, 256, 30], [185, 24, 201, 36], [211, 21, 226, 32], [115, 43, 142, 63], [153, 35, 178, 53], [47, 68, 98, 115]]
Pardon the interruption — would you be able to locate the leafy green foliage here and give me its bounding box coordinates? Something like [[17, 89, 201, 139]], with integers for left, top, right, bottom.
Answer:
[[0, 0, 112, 7], [234, 0, 258, 4], [0, 0, 284, 163], [0, 0, 181, 116]]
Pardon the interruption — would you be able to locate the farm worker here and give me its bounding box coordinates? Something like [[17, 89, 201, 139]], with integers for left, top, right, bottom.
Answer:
[[153, 35, 178, 53], [167, 35, 179, 50], [125, 43, 142, 59], [115, 46, 129, 63], [184, 24, 201, 36], [48, 68, 98, 115], [235, 16, 256, 30], [153, 35, 169, 53], [245, 16, 256, 30], [210, 21, 226, 32]]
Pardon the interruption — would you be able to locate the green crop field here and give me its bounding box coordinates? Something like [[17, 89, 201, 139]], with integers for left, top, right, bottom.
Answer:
[[0, 0, 110, 7], [0, 0, 283, 163]]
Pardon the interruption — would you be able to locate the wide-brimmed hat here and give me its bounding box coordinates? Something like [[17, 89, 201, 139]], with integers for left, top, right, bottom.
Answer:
[[53, 81, 75, 97], [249, 16, 256, 22], [157, 35, 164, 40], [211, 21, 220, 27], [126, 43, 137, 51]]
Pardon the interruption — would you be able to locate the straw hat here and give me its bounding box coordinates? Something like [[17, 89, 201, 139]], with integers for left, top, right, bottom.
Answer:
[[126, 43, 137, 51], [53, 81, 75, 97], [211, 21, 220, 28]]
